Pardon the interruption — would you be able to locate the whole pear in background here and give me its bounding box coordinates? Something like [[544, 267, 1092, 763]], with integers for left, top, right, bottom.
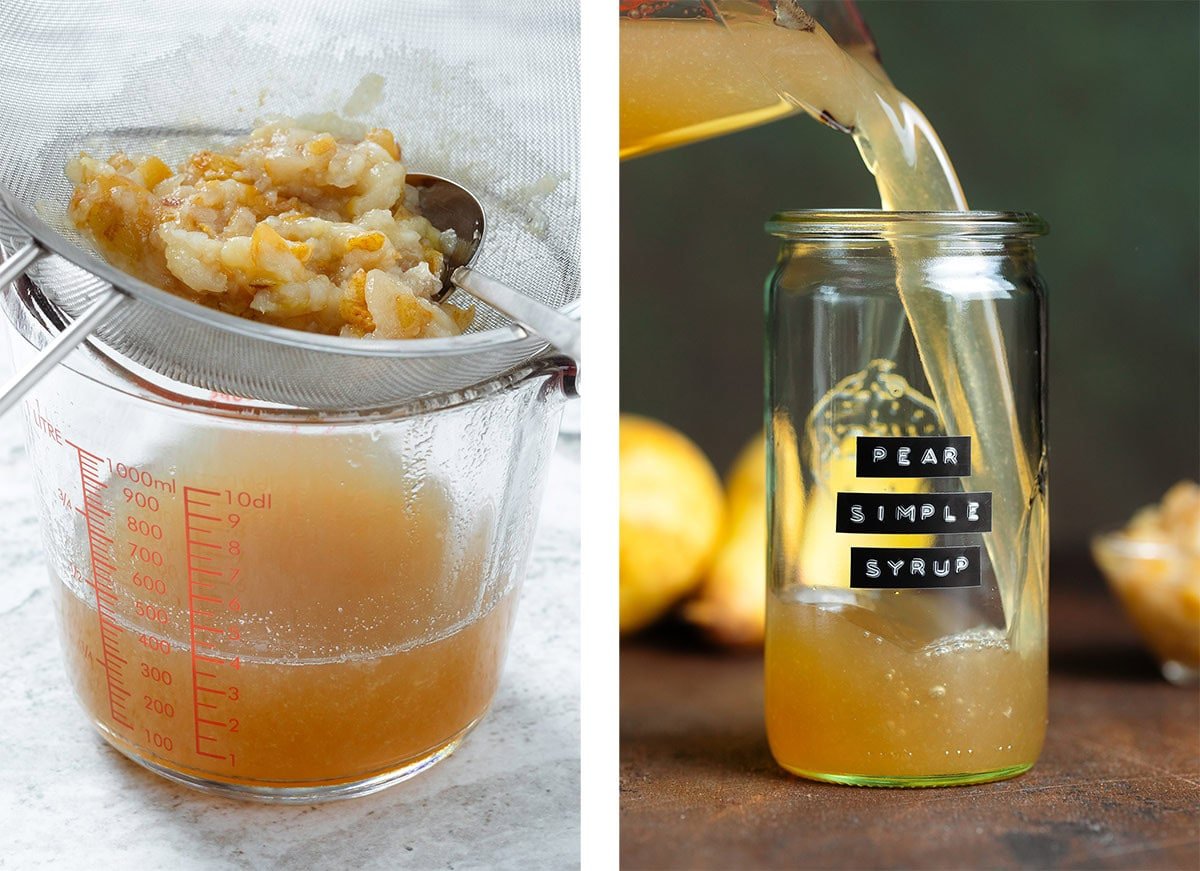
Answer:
[[687, 433, 768, 646], [619, 415, 725, 634]]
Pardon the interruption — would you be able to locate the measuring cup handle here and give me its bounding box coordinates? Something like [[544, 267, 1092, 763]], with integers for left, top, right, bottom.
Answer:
[[0, 259, 125, 417], [451, 266, 581, 365]]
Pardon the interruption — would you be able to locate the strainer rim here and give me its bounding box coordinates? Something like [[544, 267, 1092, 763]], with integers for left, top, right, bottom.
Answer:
[[1, 184, 578, 359]]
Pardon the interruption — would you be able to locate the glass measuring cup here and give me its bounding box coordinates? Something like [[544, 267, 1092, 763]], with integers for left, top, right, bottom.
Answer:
[[2, 277, 570, 802]]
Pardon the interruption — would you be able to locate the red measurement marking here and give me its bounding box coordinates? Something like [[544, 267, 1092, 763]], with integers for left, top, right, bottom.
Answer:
[[183, 486, 235, 763], [69, 443, 133, 731]]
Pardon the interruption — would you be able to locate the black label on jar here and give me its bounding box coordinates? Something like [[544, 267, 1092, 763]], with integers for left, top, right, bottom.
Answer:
[[835, 492, 992, 534], [856, 435, 972, 478], [850, 545, 982, 589]]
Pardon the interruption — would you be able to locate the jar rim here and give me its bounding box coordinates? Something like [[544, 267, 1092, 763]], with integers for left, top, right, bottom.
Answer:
[[765, 210, 1048, 239]]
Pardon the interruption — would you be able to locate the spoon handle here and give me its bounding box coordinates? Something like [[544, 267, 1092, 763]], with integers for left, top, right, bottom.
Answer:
[[451, 267, 580, 364]]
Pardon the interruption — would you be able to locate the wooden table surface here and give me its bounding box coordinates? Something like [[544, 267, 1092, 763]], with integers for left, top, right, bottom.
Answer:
[[620, 563, 1200, 870]]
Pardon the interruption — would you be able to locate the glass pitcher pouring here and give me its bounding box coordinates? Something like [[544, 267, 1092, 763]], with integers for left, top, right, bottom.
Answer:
[[619, 0, 963, 212]]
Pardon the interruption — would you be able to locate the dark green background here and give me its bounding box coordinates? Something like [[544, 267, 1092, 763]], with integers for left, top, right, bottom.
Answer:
[[620, 0, 1200, 552]]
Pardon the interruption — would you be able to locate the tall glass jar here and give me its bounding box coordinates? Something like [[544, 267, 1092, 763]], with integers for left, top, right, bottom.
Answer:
[[764, 211, 1048, 787]]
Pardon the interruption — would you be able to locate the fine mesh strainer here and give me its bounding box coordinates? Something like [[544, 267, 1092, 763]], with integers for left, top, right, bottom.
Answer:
[[0, 0, 579, 412]]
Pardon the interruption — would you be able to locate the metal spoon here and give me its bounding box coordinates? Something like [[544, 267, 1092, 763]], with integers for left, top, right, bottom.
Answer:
[[407, 173, 580, 363]]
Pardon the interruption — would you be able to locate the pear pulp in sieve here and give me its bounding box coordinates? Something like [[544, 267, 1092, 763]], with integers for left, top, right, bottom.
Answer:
[[0, 0, 580, 412]]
